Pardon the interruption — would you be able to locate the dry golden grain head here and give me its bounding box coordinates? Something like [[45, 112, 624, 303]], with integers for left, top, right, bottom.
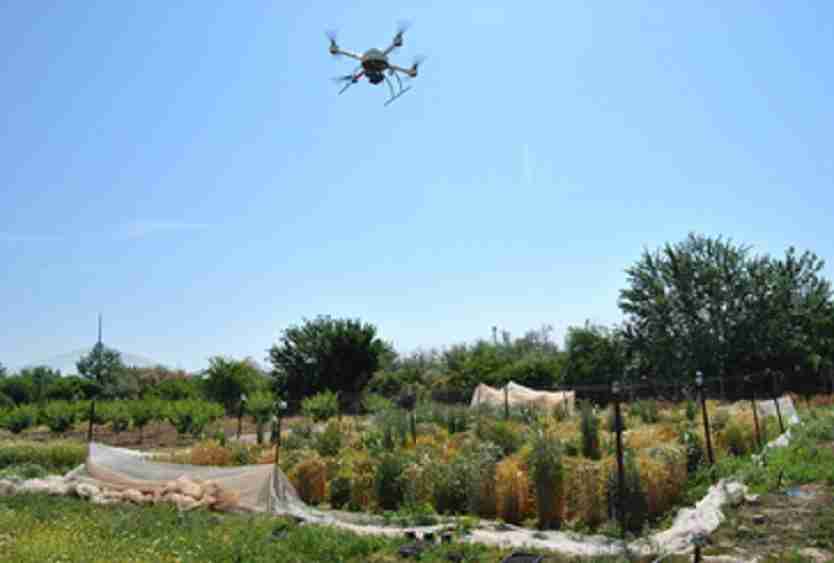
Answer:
[[495, 457, 529, 524], [289, 453, 328, 505]]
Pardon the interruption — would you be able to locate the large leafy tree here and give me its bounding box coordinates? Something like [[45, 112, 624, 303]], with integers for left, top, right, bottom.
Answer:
[[0, 362, 6, 378], [562, 323, 627, 387], [19, 366, 61, 403], [202, 357, 264, 413], [76, 343, 128, 398], [619, 233, 834, 385], [268, 316, 390, 412]]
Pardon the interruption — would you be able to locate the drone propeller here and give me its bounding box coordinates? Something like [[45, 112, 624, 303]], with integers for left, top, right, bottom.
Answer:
[[408, 55, 426, 78], [325, 29, 339, 54], [392, 20, 411, 47], [332, 74, 357, 83]]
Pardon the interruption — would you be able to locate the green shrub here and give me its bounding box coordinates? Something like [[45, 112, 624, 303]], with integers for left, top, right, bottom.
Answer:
[[329, 473, 352, 509], [464, 441, 502, 518], [0, 440, 86, 472], [302, 391, 339, 422], [166, 400, 224, 438], [579, 400, 601, 460], [41, 401, 76, 434], [529, 431, 564, 529], [685, 399, 698, 422], [247, 391, 275, 445], [0, 462, 48, 480], [679, 427, 704, 473], [0, 405, 37, 434], [315, 420, 343, 457], [374, 454, 406, 511], [711, 409, 730, 431], [431, 458, 470, 515], [128, 399, 159, 442], [361, 393, 393, 414], [100, 401, 131, 434], [478, 420, 522, 457], [723, 421, 750, 456], [606, 449, 648, 535], [634, 399, 659, 424]]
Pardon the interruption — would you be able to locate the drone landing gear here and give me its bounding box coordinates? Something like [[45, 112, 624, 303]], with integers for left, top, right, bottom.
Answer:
[[383, 73, 412, 106]]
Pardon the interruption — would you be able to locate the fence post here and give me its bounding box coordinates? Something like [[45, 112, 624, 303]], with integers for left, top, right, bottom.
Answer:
[[274, 400, 286, 469], [696, 372, 715, 466], [771, 372, 785, 434], [87, 398, 96, 443], [612, 381, 626, 538], [747, 377, 761, 449], [237, 393, 247, 440]]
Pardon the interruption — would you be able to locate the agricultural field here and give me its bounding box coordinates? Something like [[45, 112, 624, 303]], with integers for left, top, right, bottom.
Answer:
[[1, 396, 833, 561]]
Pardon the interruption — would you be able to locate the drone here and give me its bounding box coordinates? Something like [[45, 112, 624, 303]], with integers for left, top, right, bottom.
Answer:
[[327, 23, 424, 106]]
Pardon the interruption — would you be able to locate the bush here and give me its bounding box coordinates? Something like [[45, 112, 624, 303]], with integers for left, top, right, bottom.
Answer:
[[290, 454, 328, 505], [529, 431, 564, 529], [0, 462, 48, 480], [678, 427, 704, 473], [430, 457, 470, 515], [0, 405, 37, 434], [495, 457, 529, 524], [189, 440, 233, 466], [302, 391, 340, 422], [374, 454, 406, 511], [606, 449, 648, 535], [247, 391, 275, 445], [100, 401, 131, 434], [685, 399, 698, 422], [314, 420, 343, 457], [579, 401, 601, 460], [329, 473, 352, 509], [41, 401, 76, 434], [464, 441, 502, 518], [0, 440, 86, 472], [361, 393, 394, 414], [166, 400, 224, 438], [632, 399, 659, 424], [477, 420, 523, 457], [128, 399, 159, 442]]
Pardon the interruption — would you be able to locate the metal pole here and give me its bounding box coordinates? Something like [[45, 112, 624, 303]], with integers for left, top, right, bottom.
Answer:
[[772, 373, 785, 434], [697, 372, 714, 466], [87, 399, 95, 443], [750, 381, 761, 450], [612, 382, 626, 537]]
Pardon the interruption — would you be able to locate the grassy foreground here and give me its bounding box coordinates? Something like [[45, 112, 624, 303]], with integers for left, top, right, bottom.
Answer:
[[0, 494, 647, 563]]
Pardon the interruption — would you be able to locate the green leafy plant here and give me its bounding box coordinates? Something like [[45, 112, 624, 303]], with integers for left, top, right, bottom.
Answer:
[[579, 400, 601, 460], [246, 391, 275, 445], [529, 431, 564, 529], [128, 399, 160, 443], [301, 390, 340, 422], [685, 399, 697, 422], [41, 401, 76, 435], [0, 405, 37, 434], [606, 449, 648, 535], [374, 454, 406, 511], [314, 420, 343, 457]]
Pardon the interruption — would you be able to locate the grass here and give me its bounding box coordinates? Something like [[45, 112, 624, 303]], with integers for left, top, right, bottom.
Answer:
[[0, 493, 648, 563], [0, 440, 86, 473]]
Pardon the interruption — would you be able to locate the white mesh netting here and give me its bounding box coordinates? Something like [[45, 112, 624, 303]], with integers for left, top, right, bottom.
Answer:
[[470, 381, 575, 412]]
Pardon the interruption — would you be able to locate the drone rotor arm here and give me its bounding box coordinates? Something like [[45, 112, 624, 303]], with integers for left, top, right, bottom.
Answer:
[[331, 48, 363, 61]]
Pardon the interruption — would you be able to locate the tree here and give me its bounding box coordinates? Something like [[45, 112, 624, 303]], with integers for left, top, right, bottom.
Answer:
[[19, 366, 61, 403], [246, 390, 275, 444], [619, 233, 834, 385], [562, 323, 627, 387], [0, 362, 6, 378], [268, 316, 390, 412], [202, 356, 263, 413], [76, 343, 128, 398]]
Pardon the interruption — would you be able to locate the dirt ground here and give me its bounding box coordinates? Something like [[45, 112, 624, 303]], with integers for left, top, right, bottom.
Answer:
[[703, 483, 834, 562]]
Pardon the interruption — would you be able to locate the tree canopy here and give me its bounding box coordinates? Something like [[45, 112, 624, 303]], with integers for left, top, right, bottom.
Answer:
[[76, 343, 128, 398], [268, 316, 390, 411], [619, 233, 834, 383], [202, 356, 265, 413]]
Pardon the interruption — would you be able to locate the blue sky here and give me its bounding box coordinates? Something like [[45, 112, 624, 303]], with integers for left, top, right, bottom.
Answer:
[[2, 2, 833, 372]]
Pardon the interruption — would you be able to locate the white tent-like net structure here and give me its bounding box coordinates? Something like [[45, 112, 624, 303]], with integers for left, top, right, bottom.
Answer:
[[67, 442, 310, 517], [470, 381, 575, 413]]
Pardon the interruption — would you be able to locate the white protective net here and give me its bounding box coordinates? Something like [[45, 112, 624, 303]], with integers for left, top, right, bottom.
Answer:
[[470, 381, 575, 413], [67, 442, 310, 517]]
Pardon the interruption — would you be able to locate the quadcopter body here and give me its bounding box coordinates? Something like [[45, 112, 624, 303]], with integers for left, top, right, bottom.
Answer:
[[328, 24, 423, 105]]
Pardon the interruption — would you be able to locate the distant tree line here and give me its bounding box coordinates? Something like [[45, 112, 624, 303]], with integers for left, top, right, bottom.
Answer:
[[3, 233, 833, 411]]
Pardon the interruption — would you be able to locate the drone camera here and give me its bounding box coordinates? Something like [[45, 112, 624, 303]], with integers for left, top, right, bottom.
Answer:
[[393, 33, 403, 48]]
